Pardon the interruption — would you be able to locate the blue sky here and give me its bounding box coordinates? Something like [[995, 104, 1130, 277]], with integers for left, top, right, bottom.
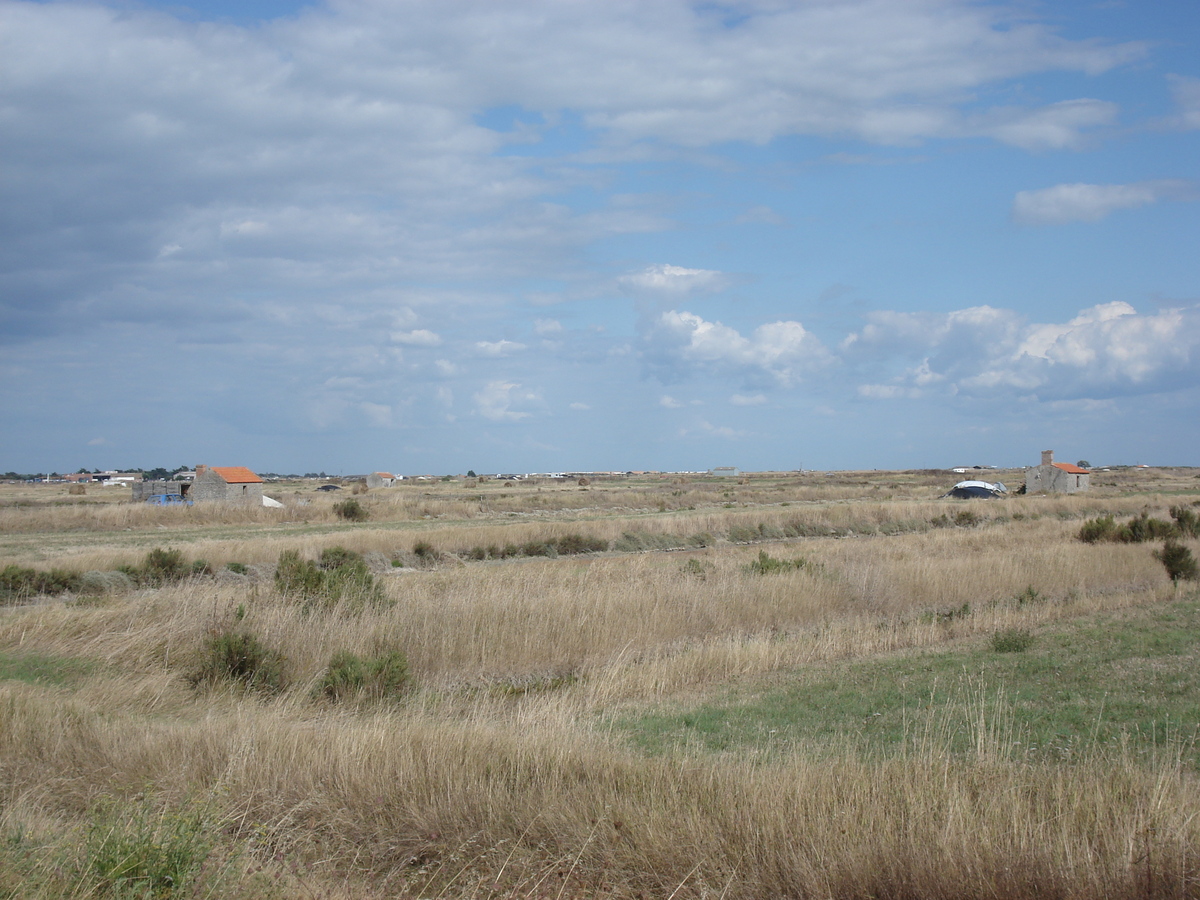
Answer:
[[2, 0, 1198, 475]]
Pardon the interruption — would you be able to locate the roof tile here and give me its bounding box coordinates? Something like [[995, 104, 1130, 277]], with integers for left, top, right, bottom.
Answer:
[[209, 466, 262, 483]]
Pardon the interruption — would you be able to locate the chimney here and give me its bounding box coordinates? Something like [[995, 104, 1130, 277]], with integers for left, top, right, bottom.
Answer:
[[196, 464, 208, 477], [1041, 450, 1053, 467]]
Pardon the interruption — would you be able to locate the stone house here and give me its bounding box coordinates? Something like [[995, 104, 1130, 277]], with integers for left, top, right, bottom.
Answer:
[[189, 465, 264, 503], [1025, 450, 1090, 494], [365, 471, 396, 488]]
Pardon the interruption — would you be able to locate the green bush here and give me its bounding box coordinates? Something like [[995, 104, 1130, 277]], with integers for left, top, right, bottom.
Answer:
[[114, 547, 200, 587], [680, 558, 714, 580], [953, 509, 981, 527], [195, 629, 284, 693], [1079, 515, 1117, 543], [275, 547, 382, 610], [991, 628, 1034, 653], [612, 531, 687, 552], [553, 532, 608, 554], [316, 649, 410, 702], [224, 562, 249, 575], [1156, 540, 1198, 582], [782, 519, 839, 537], [1079, 512, 1180, 544], [140, 547, 190, 585], [333, 498, 369, 521], [86, 799, 224, 899], [727, 524, 759, 543], [1014, 585, 1044, 606], [1170, 506, 1200, 538], [745, 549, 811, 575], [0, 564, 81, 603], [1120, 512, 1176, 543]]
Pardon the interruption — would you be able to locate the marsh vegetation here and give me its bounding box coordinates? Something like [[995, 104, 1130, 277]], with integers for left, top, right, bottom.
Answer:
[[2, 467, 1199, 898]]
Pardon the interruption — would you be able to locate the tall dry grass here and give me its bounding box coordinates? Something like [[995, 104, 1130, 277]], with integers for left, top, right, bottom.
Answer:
[[2, 684, 1197, 899], [3, 472, 1199, 898]]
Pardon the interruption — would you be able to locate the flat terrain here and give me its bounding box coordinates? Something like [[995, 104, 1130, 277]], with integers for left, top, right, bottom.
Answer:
[[2, 467, 1199, 898]]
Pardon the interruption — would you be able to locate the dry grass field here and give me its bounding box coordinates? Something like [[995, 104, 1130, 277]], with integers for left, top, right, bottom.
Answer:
[[2, 467, 1200, 898]]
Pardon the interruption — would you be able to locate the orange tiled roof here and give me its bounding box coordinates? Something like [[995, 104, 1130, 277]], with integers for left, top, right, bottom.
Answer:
[[1052, 462, 1090, 474], [209, 466, 262, 483], [374, 472, 394, 478]]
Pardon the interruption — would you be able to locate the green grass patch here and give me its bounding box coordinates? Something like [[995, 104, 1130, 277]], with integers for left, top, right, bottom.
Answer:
[[0, 651, 96, 687], [615, 592, 1200, 764]]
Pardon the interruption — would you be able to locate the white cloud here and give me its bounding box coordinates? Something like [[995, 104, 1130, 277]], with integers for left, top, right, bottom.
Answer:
[[660, 395, 683, 408], [981, 99, 1117, 150], [699, 420, 744, 439], [475, 340, 527, 357], [360, 401, 393, 427], [569, 401, 590, 411], [735, 206, 788, 226], [391, 329, 442, 346], [730, 393, 767, 406], [473, 380, 536, 422], [1013, 181, 1193, 225], [435, 359, 458, 376], [620, 264, 728, 295], [533, 318, 563, 336], [646, 310, 833, 386], [1168, 75, 1200, 130], [848, 302, 1200, 401]]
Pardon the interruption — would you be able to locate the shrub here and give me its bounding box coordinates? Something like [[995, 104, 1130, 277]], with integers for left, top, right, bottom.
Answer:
[[1156, 540, 1198, 582], [1170, 506, 1200, 538], [521, 540, 556, 558], [274, 547, 382, 610], [1079, 515, 1117, 543], [0, 565, 81, 603], [991, 628, 1034, 653], [680, 558, 714, 580], [953, 509, 981, 528], [195, 629, 284, 693], [746, 550, 811, 575], [412, 540, 437, 562], [612, 531, 687, 552], [316, 649, 410, 702], [1120, 512, 1175, 543], [86, 799, 224, 899], [727, 524, 759, 543], [125, 547, 193, 586], [224, 562, 249, 575], [553, 532, 608, 555], [333, 498, 369, 521], [1014, 585, 1044, 606]]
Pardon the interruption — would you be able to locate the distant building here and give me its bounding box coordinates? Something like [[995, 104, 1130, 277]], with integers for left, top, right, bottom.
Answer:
[[708, 466, 740, 477], [366, 471, 396, 488], [1025, 450, 1090, 494], [189, 465, 264, 503]]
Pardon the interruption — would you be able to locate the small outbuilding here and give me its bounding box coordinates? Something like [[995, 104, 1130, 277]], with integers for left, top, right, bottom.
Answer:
[[189, 465, 264, 504], [1025, 450, 1090, 494], [365, 471, 396, 488]]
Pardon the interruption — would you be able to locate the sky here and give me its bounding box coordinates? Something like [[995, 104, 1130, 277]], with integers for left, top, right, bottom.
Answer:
[[2, 0, 1199, 475]]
